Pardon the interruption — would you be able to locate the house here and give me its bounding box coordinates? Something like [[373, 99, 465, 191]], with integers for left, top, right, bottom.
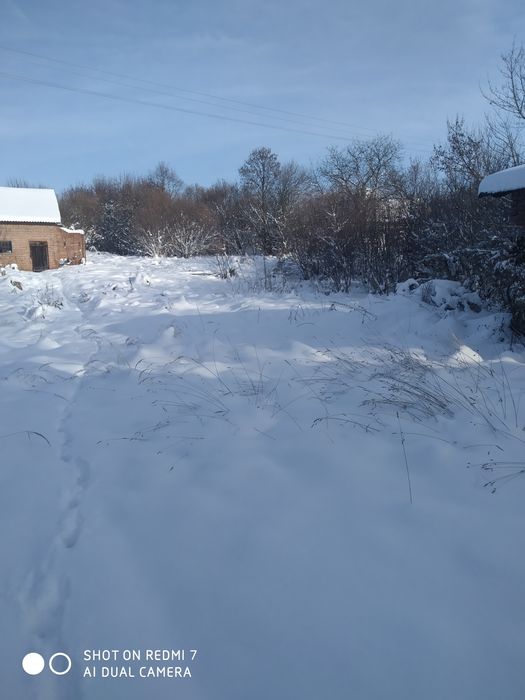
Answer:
[[478, 164, 525, 229], [0, 187, 85, 271]]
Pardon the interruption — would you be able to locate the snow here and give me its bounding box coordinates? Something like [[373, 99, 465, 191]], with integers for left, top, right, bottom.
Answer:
[[1, 253, 525, 700], [0, 187, 61, 223], [60, 227, 85, 235], [478, 163, 525, 196]]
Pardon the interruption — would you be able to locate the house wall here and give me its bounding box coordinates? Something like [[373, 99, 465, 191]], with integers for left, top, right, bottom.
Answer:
[[510, 190, 525, 229], [0, 223, 85, 271], [62, 229, 85, 264]]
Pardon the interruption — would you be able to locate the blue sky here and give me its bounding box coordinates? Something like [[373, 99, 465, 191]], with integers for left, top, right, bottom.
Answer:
[[1, 0, 524, 192]]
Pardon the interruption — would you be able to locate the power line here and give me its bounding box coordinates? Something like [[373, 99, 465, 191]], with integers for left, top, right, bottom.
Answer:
[[0, 44, 382, 133], [10, 60, 362, 140], [0, 44, 435, 151], [0, 70, 374, 143]]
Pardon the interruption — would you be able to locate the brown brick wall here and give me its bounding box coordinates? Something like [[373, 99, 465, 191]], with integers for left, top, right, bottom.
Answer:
[[63, 230, 85, 264], [0, 223, 85, 271]]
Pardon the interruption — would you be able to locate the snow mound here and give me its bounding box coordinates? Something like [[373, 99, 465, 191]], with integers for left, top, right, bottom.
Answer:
[[420, 279, 483, 312]]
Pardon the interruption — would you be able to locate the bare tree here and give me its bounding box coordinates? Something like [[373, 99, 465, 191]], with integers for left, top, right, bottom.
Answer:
[[273, 161, 311, 252], [5, 178, 47, 188], [239, 147, 281, 255], [484, 42, 525, 122], [148, 161, 184, 197], [319, 135, 401, 198], [431, 117, 513, 190]]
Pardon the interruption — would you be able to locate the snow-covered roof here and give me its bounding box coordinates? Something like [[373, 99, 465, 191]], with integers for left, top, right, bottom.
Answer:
[[478, 164, 525, 197], [0, 186, 61, 223]]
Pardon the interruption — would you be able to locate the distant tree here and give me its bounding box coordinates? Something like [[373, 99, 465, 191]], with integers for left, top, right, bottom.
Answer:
[[133, 181, 177, 234], [431, 116, 515, 191], [97, 199, 136, 255], [429, 117, 516, 253], [239, 147, 281, 255], [59, 185, 101, 248], [148, 162, 183, 197], [480, 42, 525, 169], [5, 178, 47, 188], [319, 135, 401, 198], [273, 161, 311, 252], [310, 136, 404, 291], [210, 182, 254, 254], [484, 42, 525, 123]]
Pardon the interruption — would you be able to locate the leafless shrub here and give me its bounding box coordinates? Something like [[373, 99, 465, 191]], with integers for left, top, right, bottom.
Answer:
[[136, 226, 175, 258], [34, 284, 64, 311], [420, 281, 436, 305], [170, 214, 219, 258], [215, 254, 237, 279]]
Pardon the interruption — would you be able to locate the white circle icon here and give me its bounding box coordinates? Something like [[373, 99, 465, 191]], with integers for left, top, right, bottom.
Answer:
[[22, 653, 45, 675], [49, 652, 72, 675]]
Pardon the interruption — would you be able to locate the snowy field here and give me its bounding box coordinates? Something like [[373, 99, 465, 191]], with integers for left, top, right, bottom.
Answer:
[[1, 253, 525, 700]]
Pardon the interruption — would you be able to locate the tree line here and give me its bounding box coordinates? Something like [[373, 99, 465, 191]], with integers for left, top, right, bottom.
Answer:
[[57, 44, 525, 333]]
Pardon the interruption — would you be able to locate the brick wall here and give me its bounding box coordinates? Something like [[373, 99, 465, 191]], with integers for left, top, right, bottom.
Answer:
[[0, 223, 86, 271], [63, 230, 85, 264]]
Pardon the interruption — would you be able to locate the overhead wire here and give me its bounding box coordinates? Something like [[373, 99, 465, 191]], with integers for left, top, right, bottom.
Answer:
[[0, 69, 378, 143], [0, 44, 388, 133], [0, 44, 435, 153], [4, 61, 369, 139]]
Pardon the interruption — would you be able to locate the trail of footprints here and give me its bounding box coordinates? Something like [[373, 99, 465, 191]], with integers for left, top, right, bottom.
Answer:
[[17, 269, 173, 698], [17, 278, 100, 699]]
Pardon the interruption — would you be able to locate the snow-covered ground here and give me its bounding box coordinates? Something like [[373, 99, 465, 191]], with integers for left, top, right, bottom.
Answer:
[[1, 253, 524, 700]]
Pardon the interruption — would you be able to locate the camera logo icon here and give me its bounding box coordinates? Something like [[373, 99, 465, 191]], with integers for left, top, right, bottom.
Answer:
[[22, 652, 72, 676]]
